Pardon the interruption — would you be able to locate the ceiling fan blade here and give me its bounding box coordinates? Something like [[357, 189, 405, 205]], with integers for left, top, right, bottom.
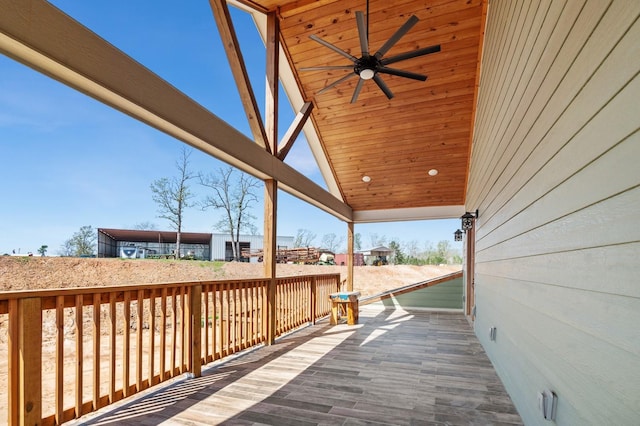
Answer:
[[310, 34, 358, 62], [300, 65, 354, 71], [374, 15, 419, 59], [351, 78, 365, 103], [373, 74, 394, 100], [378, 67, 427, 81], [382, 44, 441, 66], [355, 11, 369, 57], [317, 72, 357, 95]]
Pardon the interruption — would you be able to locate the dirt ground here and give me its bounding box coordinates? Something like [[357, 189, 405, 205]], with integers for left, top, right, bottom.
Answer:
[[0, 256, 461, 296]]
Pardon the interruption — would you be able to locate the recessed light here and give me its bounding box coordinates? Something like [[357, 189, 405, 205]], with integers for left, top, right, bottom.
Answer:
[[362, 175, 371, 182], [428, 169, 438, 176]]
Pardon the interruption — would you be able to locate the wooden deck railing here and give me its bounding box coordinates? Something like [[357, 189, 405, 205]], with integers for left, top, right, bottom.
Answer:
[[0, 274, 340, 425]]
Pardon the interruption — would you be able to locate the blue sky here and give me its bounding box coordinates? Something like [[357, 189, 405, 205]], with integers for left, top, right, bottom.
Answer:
[[0, 1, 462, 256]]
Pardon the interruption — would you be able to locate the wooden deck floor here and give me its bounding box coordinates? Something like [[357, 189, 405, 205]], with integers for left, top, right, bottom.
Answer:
[[72, 306, 522, 425]]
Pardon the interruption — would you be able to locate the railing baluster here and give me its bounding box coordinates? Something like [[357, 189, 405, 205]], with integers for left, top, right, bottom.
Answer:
[[92, 293, 101, 410], [212, 285, 218, 360], [235, 283, 240, 352], [160, 287, 167, 382], [170, 288, 177, 378], [148, 288, 156, 387], [55, 295, 64, 423], [75, 295, 83, 418], [108, 292, 116, 403], [242, 285, 247, 350], [122, 291, 131, 397], [250, 284, 254, 344], [311, 276, 316, 323], [203, 285, 210, 363], [183, 286, 191, 373], [136, 290, 144, 392], [224, 283, 230, 356], [179, 286, 186, 374]]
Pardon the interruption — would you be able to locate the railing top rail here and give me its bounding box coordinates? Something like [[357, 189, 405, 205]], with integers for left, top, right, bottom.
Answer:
[[359, 270, 463, 305], [0, 273, 341, 302]]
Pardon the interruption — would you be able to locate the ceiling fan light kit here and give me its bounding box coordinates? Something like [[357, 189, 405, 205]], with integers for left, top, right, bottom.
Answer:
[[301, 3, 441, 103]]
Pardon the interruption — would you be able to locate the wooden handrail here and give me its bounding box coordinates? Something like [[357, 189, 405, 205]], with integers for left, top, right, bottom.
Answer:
[[359, 271, 463, 305], [0, 273, 340, 425]]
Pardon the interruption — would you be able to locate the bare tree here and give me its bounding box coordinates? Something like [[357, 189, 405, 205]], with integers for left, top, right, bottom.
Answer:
[[294, 228, 317, 247], [321, 233, 344, 253], [133, 221, 158, 230], [199, 166, 260, 261], [58, 239, 74, 257], [354, 232, 362, 251], [368, 233, 388, 248], [150, 147, 195, 258]]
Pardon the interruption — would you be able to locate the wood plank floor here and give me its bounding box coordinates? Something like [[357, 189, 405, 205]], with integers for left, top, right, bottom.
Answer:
[[72, 306, 522, 425]]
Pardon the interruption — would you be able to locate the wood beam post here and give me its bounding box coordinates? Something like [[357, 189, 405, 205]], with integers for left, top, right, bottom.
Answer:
[[10, 297, 42, 425], [347, 222, 354, 292], [264, 179, 278, 345], [265, 10, 279, 154], [209, 0, 269, 150], [263, 11, 280, 345]]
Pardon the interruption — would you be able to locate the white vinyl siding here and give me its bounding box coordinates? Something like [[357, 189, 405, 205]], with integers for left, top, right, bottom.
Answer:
[[466, 0, 640, 424]]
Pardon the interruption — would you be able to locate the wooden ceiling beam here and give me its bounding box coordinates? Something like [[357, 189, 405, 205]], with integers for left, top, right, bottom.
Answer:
[[277, 101, 314, 160], [209, 0, 270, 152]]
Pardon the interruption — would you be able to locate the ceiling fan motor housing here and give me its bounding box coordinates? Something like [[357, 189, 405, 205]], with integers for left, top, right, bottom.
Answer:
[[354, 56, 379, 80]]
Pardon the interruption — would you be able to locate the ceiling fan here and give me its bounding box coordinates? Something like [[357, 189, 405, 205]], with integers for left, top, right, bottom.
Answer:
[[301, 2, 441, 103]]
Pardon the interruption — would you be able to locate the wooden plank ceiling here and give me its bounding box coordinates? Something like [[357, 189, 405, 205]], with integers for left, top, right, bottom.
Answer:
[[241, 0, 485, 214]]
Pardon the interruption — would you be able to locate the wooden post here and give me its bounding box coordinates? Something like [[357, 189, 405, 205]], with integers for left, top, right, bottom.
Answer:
[[265, 10, 279, 155], [347, 222, 354, 292], [264, 11, 280, 346], [8, 299, 19, 425], [14, 297, 42, 425], [264, 179, 278, 345], [191, 285, 202, 377]]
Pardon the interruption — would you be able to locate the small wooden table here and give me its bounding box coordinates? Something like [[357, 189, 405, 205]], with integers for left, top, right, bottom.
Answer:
[[329, 291, 361, 325]]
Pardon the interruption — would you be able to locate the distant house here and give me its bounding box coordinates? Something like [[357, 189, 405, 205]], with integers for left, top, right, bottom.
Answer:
[[97, 228, 293, 261], [360, 246, 394, 266]]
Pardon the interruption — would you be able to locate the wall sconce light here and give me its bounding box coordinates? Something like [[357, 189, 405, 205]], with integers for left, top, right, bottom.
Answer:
[[461, 209, 479, 231], [454, 229, 463, 241]]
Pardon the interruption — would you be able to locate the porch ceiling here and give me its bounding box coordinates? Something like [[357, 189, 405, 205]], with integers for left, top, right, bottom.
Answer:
[[237, 0, 486, 220]]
